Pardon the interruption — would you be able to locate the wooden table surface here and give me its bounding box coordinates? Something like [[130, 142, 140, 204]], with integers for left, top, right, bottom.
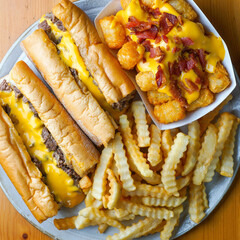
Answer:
[[0, 0, 240, 239]]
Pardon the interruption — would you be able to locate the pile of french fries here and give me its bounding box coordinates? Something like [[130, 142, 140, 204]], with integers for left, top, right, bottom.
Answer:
[[54, 95, 239, 240]]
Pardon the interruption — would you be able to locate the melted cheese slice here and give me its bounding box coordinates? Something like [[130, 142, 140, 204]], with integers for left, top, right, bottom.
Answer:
[[116, 0, 225, 104], [0, 90, 83, 208], [40, 17, 122, 119]]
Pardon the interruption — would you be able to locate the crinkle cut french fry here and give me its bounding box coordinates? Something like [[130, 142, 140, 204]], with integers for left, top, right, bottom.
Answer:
[[162, 129, 173, 158], [98, 224, 108, 233], [176, 174, 191, 189], [182, 121, 200, 176], [119, 115, 154, 178], [148, 124, 162, 167], [92, 142, 113, 200], [111, 159, 120, 182], [79, 207, 124, 229], [106, 217, 162, 240], [118, 199, 173, 220], [103, 168, 121, 209], [199, 95, 233, 135], [204, 113, 235, 182], [105, 209, 135, 221], [189, 182, 206, 223], [113, 132, 136, 191], [220, 119, 239, 177], [145, 220, 166, 236], [161, 133, 190, 196], [54, 216, 77, 230], [85, 189, 95, 207], [131, 101, 150, 147], [193, 124, 218, 185], [202, 184, 208, 209], [75, 215, 92, 230], [160, 205, 183, 240]]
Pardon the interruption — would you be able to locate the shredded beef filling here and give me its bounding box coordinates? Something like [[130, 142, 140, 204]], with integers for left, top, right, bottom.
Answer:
[[112, 91, 135, 111], [32, 157, 43, 172], [13, 86, 23, 99], [0, 80, 12, 92], [2, 104, 11, 115], [42, 127, 58, 152], [45, 12, 67, 32]]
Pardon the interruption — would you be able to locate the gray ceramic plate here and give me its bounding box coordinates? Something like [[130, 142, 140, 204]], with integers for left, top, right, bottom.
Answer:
[[0, 0, 240, 239]]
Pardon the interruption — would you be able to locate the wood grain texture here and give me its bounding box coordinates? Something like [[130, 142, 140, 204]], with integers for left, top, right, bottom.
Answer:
[[0, 0, 240, 239]]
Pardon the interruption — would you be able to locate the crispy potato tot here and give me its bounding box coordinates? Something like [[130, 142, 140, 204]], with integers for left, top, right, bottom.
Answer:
[[204, 113, 235, 182], [113, 132, 136, 191], [92, 142, 113, 200], [136, 72, 158, 92], [148, 124, 162, 166], [103, 168, 121, 209], [79, 175, 92, 190], [169, 0, 198, 21], [160, 205, 184, 240], [98, 224, 108, 233], [199, 95, 232, 135], [119, 115, 154, 178], [162, 129, 173, 158], [193, 124, 218, 185], [189, 183, 206, 223], [154, 100, 186, 124], [161, 133, 189, 196], [182, 121, 201, 176], [131, 101, 150, 147], [142, 195, 187, 208], [188, 88, 214, 112], [121, 0, 132, 9], [99, 16, 126, 49], [118, 199, 173, 220], [106, 217, 162, 240], [147, 90, 172, 105], [54, 216, 77, 230], [118, 41, 145, 70], [220, 119, 239, 177], [79, 207, 124, 229], [208, 62, 231, 93]]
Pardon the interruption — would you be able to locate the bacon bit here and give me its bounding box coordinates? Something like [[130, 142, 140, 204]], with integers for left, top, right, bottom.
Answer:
[[142, 40, 152, 52], [162, 35, 168, 43], [195, 77, 202, 85], [173, 36, 182, 45], [186, 57, 197, 71], [142, 57, 147, 63], [181, 37, 194, 46], [150, 46, 164, 58], [155, 35, 162, 44], [169, 81, 188, 108], [185, 78, 199, 92], [151, 8, 161, 18], [159, 12, 178, 34], [126, 36, 132, 42], [158, 55, 165, 63], [178, 57, 187, 72], [166, 45, 170, 51], [172, 47, 181, 53], [136, 25, 158, 40], [168, 61, 181, 76], [198, 49, 206, 69], [156, 66, 167, 88], [178, 16, 183, 25], [126, 16, 140, 28], [178, 80, 193, 93]]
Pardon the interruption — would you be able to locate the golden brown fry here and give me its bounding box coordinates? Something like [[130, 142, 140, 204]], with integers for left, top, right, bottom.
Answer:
[[98, 224, 108, 234], [204, 113, 235, 182], [118, 41, 145, 70], [147, 90, 172, 105], [54, 216, 77, 230], [105, 209, 135, 221], [199, 95, 233, 135], [119, 115, 154, 178], [79, 175, 92, 190], [193, 124, 218, 185], [188, 88, 214, 112], [202, 184, 209, 209], [106, 217, 162, 240], [118, 199, 173, 220], [148, 124, 162, 167], [220, 119, 239, 177], [131, 101, 150, 147], [85, 189, 95, 207], [208, 62, 231, 93], [136, 72, 158, 92], [161, 133, 189, 196], [92, 142, 113, 200], [162, 129, 173, 158], [182, 121, 201, 176], [160, 205, 183, 240], [99, 16, 126, 49], [154, 100, 186, 124], [189, 183, 206, 224]]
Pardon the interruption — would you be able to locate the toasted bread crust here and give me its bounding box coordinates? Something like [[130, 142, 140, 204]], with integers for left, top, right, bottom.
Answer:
[[22, 29, 116, 147], [52, 0, 135, 105], [10, 61, 100, 177], [0, 105, 59, 223]]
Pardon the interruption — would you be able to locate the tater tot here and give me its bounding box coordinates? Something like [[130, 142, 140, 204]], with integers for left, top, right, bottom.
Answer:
[[136, 71, 157, 92], [208, 62, 231, 93], [121, 0, 132, 9], [154, 100, 186, 124], [140, 0, 156, 8], [147, 90, 173, 105], [187, 88, 214, 111], [99, 16, 126, 49], [117, 41, 145, 70]]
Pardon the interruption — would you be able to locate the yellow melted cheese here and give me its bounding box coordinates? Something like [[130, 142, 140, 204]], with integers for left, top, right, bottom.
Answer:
[[116, 0, 225, 104], [0, 90, 83, 208], [40, 17, 122, 119]]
